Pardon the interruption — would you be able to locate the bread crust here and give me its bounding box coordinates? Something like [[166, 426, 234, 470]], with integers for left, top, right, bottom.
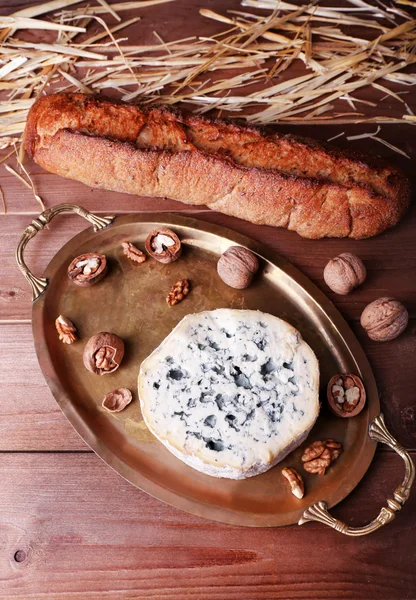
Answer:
[[25, 93, 411, 239]]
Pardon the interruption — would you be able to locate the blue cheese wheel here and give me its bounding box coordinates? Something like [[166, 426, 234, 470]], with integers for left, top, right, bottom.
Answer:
[[138, 309, 320, 479]]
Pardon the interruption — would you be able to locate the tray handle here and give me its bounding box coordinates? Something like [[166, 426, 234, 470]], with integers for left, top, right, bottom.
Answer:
[[299, 413, 415, 536], [16, 203, 115, 301]]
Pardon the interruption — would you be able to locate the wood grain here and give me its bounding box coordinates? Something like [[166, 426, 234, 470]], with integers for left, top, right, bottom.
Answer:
[[1, 0, 415, 597], [2, 209, 416, 322], [1, 0, 416, 216], [0, 159, 207, 215], [1, 323, 414, 451], [0, 324, 86, 451], [1, 451, 415, 600]]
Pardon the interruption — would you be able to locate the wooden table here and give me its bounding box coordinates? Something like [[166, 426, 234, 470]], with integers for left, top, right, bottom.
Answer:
[[1, 1, 415, 598]]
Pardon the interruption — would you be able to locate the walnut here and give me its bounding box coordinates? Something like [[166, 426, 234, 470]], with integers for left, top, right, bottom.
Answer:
[[145, 229, 181, 263], [68, 253, 107, 287], [327, 373, 366, 417], [302, 439, 342, 476], [55, 315, 77, 344], [122, 241, 146, 264], [303, 448, 332, 476], [301, 440, 326, 462], [323, 253, 366, 295], [217, 246, 259, 289], [360, 297, 408, 342], [83, 332, 124, 375], [102, 388, 132, 413], [167, 279, 190, 306], [282, 467, 304, 499], [325, 439, 343, 461]]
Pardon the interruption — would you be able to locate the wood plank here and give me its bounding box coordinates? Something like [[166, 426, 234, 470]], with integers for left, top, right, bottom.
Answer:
[[0, 159, 208, 215], [0, 324, 87, 451], [2, 211, 416, 322], [1, 0, 415, 596], [192, 209, 416, 322], [0, 451, 415, 599], [1, 323, 414, 451], [350, 321, 416, 449], [1, 0, 415, 216]]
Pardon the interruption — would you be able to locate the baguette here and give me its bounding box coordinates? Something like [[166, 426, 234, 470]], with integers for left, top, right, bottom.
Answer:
[[24, 93, 411, 239]]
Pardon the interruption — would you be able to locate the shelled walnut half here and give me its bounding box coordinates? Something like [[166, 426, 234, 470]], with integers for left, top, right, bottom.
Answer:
[[282, 467, 304, 499], [122, 241, 146, 264], [145, 229, 181, 263], [327, 373, 366, 417], [67, 253, 107, 286], [55, 315, 77, 344], [83, 332, 124, 375], [167, 279, 190, 306], [302, 439, 342, 476]]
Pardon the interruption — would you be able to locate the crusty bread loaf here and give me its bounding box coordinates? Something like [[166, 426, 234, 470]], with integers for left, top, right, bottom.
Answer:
[[139, 309, 320, 479], [25, 93, 411, 239]]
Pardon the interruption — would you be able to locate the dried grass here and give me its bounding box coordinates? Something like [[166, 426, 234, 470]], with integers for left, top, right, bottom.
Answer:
[[346, 125, 410, 158], [0, 184, 6, 214], [0, 0, 415, 159], [4, 164, 32, 190]]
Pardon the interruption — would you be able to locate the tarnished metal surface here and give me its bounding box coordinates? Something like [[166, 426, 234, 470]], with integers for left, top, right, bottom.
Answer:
[[26, 210, 379, 526]]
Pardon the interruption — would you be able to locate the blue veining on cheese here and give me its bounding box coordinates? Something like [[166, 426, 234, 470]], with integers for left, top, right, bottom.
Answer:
[[139, 309, 319, 479]]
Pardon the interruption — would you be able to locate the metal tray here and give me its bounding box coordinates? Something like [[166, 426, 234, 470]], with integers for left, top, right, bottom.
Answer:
[[16, 204, 414, 533]]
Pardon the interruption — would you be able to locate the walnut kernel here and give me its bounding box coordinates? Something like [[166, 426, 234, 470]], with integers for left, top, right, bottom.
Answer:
[[282, 467, 304, 499], [122, 241, 146, 264], [327, 373, 366, 417], [323, 253, 366, 295], [83, 332, 125, 375], [301, 440, 326, 462], [360, 297, 408, 342], [303, 448, 332, 476], [302, 439, 342, 476], [55, 315, 77, 344], [167, 279, 190, 306], [145, 229, 181, 263], [67, 253, 107, 286]]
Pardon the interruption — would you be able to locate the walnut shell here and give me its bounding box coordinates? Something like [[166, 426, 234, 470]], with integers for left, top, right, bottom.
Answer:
[[327, 373, 366, 417], [102, 388, 132, 412], [360, 297, 408, 342], [145, 229, 181, 263], [83, 332, 125, 375], [323, 253, 366, 295], [217, 246, 259, 289], [68, 253, 107, 287]]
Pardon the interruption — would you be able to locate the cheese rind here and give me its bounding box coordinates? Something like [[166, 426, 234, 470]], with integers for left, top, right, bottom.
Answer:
[[138, 309, 320, 479]]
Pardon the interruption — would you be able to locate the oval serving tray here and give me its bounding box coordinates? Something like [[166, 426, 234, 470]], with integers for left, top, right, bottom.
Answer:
[[16, 204, 414, 531]]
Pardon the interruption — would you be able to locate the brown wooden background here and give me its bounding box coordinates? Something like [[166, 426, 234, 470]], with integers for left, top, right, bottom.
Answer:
[[1, 0, 415, 598]]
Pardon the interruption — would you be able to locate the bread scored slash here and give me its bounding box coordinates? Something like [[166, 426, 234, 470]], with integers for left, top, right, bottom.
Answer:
[[24, 93, 411, 240], [138, 309, 319, 479]]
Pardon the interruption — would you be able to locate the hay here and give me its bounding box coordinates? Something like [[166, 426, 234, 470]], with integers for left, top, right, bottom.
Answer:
[[0, 0, 414, 154]]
